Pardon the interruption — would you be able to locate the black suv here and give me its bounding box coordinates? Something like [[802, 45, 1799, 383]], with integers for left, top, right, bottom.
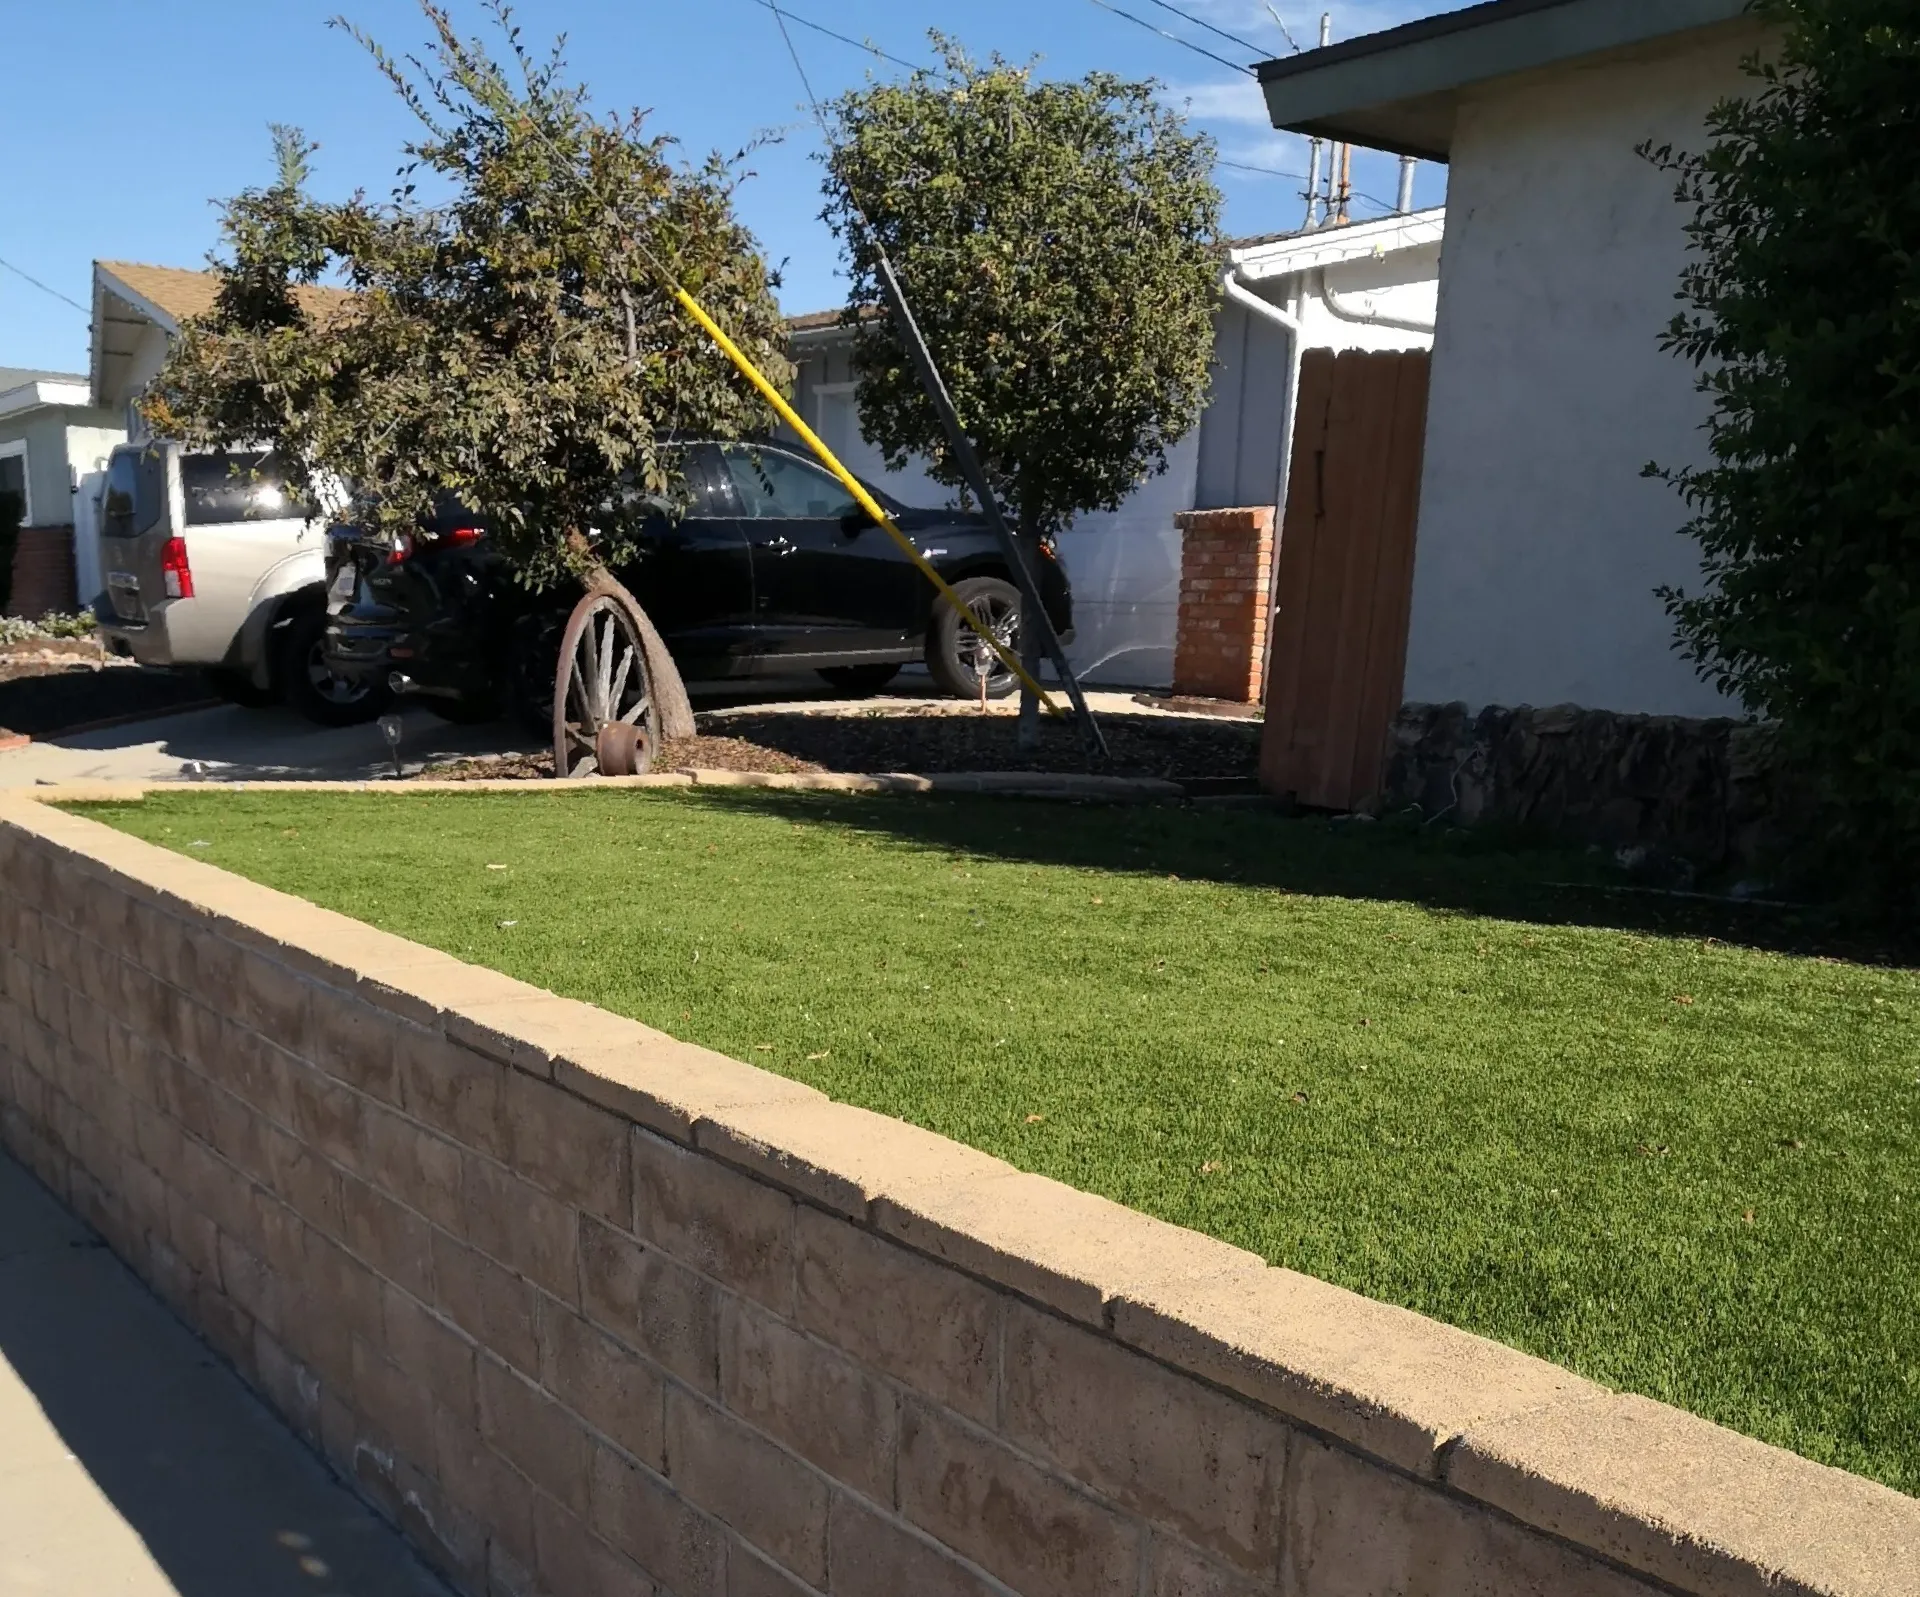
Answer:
[[321, 439, 1072, 724]]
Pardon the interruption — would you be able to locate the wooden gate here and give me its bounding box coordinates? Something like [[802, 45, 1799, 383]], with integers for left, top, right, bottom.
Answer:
[[1260, 348, 1431, 810]]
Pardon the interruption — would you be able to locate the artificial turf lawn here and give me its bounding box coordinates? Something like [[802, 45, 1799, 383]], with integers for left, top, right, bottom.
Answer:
[[89, 788, 1920, 1495]]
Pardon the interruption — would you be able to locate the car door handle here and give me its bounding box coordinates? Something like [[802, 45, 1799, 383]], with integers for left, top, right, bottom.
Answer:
[[754, 534, 796, 556]]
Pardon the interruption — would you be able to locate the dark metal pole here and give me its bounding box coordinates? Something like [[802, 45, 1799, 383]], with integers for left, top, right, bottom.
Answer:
[[869, 253, 1110, 764]]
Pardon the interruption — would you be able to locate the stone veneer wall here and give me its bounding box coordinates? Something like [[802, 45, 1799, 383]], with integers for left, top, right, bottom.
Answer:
[[1381, 702, 1816, 875], [1171, 508, 1276, 705], [0, 799, 1914, 1597]]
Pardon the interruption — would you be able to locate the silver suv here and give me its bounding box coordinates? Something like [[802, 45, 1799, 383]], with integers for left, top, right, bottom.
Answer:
[[94, 442, 387, 725]]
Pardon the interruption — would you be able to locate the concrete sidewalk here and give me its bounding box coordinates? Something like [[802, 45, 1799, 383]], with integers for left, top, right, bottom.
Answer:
[[0, 1151, 448, 1597]]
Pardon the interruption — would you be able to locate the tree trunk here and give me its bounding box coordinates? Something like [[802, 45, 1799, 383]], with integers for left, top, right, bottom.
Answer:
[[566, 530, 695, 742], [1015, 522, 1044, 752]]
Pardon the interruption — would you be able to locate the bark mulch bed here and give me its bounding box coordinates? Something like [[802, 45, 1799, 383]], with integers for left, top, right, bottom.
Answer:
[[419, 707, 1261, 784], [0, 641, 217, 740]]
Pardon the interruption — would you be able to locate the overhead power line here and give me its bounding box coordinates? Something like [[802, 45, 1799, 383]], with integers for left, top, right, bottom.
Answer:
[[750, 0, 921, 74], [1217, 158, 1306, 181], [1085, 0, 1257, 77], [1133, 0, 1269, 56], [0, 257, 89, 317]]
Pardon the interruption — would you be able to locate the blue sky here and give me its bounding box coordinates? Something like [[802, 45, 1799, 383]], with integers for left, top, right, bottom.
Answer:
[[2, 0, 1448, 376]]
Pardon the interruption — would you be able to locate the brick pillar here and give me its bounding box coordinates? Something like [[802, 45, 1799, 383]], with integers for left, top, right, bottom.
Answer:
[[1170, 507, 1276, 704], [8, 527, 78, 618]]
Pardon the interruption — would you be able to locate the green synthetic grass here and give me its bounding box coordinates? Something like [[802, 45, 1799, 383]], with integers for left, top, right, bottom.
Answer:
[[88, 789, 1920, 1495]]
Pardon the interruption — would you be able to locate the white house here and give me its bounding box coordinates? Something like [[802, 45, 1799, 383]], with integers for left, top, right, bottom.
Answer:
[[786, 207, 1443, 687], [1258, 0, 1765, 719], [0, 368, 125, 616]]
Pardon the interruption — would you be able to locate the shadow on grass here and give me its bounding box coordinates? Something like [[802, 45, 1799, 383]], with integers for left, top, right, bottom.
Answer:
[[685, 787, 1916, 967]]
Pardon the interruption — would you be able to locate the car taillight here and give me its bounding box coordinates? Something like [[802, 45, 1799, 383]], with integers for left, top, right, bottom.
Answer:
[[161, 537, 194, 600], [387, 533, 415, 565], [445, 526, 483, 547]]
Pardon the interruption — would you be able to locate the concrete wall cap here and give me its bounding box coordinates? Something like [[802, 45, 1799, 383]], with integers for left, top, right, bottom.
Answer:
[[554, 1035, 828, 1145], [693, 1098, 1017, 1221], [872, 1167, 1269, 1330], [1107, 1258, 1606, 1479], [1448, 1391, 1920, 1597]]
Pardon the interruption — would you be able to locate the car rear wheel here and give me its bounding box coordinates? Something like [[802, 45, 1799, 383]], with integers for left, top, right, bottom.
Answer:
[[203, 667, 277, 710], [277, 609, 390, 728], [926, 576, 1020, 700], [817, 663, 901, 696]]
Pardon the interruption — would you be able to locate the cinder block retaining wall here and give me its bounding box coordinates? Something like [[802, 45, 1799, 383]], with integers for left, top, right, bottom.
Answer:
[[0, 801, 1913, 1597]]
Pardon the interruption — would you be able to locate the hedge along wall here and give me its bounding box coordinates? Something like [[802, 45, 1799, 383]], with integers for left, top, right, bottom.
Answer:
[[0, 800, 1914, 1597]]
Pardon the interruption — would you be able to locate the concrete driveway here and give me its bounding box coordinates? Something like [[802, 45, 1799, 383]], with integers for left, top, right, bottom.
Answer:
[[0, 702, 533, 789], [0, 667, 1188, 790]]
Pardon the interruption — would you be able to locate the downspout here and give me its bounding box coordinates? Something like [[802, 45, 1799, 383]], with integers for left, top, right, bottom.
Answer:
[[1220, 266, 1304, 513], [1221, 266, 1305, 697], [1314, 267, 1436, 336]]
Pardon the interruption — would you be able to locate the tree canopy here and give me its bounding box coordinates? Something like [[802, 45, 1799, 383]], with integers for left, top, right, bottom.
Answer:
[[821, 38, 1222, 543], [145, 1, 792, 597], [1649, 0, 1920, 895]]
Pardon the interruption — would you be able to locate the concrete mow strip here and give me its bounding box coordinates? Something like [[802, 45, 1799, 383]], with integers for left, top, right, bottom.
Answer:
[[5, 767, 1188, 803], [0, 796, 1914, 1597]]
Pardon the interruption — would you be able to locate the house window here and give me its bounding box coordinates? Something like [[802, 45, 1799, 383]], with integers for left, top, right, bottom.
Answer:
[[0, 441, 29, 526]]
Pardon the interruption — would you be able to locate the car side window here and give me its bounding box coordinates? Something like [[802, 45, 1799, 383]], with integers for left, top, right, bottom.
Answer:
[[681, 444, 735, 517], [181, 450, 315, 527], [721, 446, 857, 520]]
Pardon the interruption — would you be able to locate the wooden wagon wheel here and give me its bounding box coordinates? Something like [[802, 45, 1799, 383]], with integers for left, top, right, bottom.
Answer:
[[551, 591, 657, 779]]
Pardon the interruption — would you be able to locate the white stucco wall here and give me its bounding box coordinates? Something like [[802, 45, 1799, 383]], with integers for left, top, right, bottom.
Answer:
[[1402, 25, 1769, 717]]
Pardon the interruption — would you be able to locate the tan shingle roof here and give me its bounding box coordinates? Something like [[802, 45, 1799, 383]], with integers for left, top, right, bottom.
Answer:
[[99, 259, 855, 341], [96, 261, 356, 326]]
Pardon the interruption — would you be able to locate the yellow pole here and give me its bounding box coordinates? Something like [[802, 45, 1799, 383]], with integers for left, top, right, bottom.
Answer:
[[671, 286, 1061, 716]]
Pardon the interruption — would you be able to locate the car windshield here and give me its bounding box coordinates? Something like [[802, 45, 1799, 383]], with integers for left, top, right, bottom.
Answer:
[[182, 451, 316, 526]]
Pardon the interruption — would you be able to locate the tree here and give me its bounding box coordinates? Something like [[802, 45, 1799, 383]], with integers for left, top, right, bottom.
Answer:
[[822, 39, 1221, 742], [144, 1, 793, 739], [1649, 0, 1920, 898]]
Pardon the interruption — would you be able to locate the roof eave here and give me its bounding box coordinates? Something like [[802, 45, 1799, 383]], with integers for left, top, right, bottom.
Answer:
[[0, 381, 95, 421], [1254, 0, 1754, 161], [1228, 207, 1447, 276]]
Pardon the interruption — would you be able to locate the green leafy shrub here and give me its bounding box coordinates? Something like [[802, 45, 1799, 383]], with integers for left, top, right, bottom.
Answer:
[[1649, 0, 1920, 903]]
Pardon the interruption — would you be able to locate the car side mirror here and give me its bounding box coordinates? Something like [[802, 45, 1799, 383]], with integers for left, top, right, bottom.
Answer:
[[840, 505, 876, 533]]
